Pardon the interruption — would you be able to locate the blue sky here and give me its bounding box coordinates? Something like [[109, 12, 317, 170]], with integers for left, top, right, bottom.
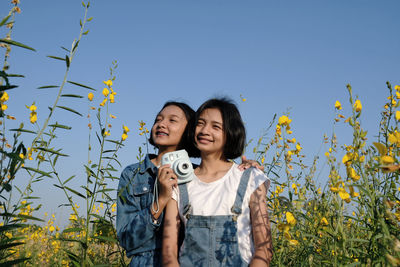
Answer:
[[1, 0, 399, 225]]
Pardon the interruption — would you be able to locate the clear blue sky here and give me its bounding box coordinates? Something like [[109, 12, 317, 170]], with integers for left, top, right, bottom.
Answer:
[[1, 0, 399, 225]]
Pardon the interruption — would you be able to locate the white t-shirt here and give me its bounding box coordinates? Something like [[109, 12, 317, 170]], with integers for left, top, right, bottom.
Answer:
[[172, 163, 270, 264]]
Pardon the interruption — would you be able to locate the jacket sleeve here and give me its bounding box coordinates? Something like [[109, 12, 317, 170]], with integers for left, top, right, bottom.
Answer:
[[116, 166, 163, 253]]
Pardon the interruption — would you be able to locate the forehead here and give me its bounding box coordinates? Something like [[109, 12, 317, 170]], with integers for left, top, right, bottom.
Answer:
[[158, 105, 185, 118], [199, 108, 223, 123]]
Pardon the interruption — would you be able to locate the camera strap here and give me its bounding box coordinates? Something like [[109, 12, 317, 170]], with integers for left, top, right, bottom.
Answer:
[[151, 176, 160, 214]]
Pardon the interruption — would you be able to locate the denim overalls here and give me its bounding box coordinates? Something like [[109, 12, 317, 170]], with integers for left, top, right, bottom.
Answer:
[[178, 169, 251, 267]]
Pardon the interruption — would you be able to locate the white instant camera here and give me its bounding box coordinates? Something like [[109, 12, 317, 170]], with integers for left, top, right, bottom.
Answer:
[[161, 149, 194, 184]]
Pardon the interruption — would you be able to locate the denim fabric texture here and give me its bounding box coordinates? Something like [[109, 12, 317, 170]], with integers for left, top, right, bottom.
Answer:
[[178, 169, 251, 267], [116, 154, 163, 266]]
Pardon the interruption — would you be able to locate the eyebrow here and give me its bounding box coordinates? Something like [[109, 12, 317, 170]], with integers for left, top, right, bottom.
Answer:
[[198, 117, 223, 126]]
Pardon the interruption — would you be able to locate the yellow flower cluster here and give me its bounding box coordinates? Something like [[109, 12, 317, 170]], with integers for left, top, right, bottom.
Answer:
[[0, 91, 9, 111], [122, 125, 130, 141], [100, 79, 116, 106], [138, 120, 149, 136], [26, 103, 37, 123]]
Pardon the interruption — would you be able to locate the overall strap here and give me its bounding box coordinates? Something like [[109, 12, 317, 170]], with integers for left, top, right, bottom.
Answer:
[[178, 182, 191, 219], [231, 168, 252, 217]]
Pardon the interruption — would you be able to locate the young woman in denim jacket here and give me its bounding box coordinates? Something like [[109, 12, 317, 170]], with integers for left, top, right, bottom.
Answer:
[[117, 101, 262, 267], [162, 98, 273, 266]]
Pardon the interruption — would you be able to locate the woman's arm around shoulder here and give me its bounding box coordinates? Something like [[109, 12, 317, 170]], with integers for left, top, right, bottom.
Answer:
[[162, 198, 180, 267], [249, 181, 273, 267]]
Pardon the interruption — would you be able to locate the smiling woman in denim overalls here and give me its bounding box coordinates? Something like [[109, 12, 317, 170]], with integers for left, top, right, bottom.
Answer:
[[163, 98, 273, 266], [117, 101, 262, 267]]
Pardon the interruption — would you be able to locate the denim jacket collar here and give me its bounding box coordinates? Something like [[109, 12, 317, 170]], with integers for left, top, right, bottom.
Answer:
[[138, 154, 158, 175]]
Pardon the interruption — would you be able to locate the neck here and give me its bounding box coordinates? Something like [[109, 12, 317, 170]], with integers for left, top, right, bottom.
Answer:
[[196, 152, 232, 180], [151, 146, 178, 166]]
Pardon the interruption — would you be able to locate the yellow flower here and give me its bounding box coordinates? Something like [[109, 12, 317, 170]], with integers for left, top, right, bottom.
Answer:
[[102, 87, 110, 97], [100, 98, 108, 106], [69, 214, 77, 221], [110, 114, 116, 119], [342, 153, 351, 165], [28, 104, 37, 112], [354, 99, 362, 112], [103, 80, 113, 87], [381, 155, 395, 164], [289, 239, 299, 246], [49, 225, 55, 232], [109, 93, 115, 103], [330, 186, 338, 193], [334, 100, 342, 110], [111, 203, 117, 213], [348, 167, 360, 181], [0, 92, 9, 102], [122, 133, 128, 141], [395, 85, 400, 91], [19, 153, 25, 159], [396, 111, 400, 121], [286, 211, 296, 226], [278, 115, 291, 126], [104, 131, 111, 136], [123, 125, 130, 133], [320, 217, 328, 226], [30, 113, 37, 123], [296, 143, 302, 152], [1, 104, 7, 111], [338, 188, 350, 202], [6, 115, 15, 120], [88, 92, 94, 101]]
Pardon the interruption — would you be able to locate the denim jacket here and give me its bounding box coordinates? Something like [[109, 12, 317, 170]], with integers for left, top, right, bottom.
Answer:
[[116, 154, 163, 258]]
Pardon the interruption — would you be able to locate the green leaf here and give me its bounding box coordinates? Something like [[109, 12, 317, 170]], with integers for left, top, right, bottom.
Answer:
[[63, 175, 76, 185], [9, 128, 37, 134], [0, 212, 44, 222], [0, 38, 35, 51], [48, 123, 72, 130], [35, 147, 68, 157], [61, 94, 83, 98], [66, 55, 70, 68], [0, 224, 27, 233], [83, 30, 89, 35], [62, 227, 82, 234], [61, 46, 70, 53], [37, 85, 58, 89], [92, 235, 117, 243], [67, 80, 95, 91], [106, 139, 123, 146], [56, 105, 82, 116], [0, 258, 30, 267], [47, 55, 66, 61], [72, 40, 80, 53], [0, 85, 18, 91], [0, 15, 11, 27], [87, 17, 93, 21], [0, 241, 25, 251], [22, 166, 52, 178], [6, 73, 25, 78], [64, 186, 85, 199]]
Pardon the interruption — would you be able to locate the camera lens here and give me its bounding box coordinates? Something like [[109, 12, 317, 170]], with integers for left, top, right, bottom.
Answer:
[[182, 163, 188, 170]]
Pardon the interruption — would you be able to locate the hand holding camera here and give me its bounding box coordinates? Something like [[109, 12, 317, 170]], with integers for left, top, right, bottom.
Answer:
[[161, 149, 194, 184]]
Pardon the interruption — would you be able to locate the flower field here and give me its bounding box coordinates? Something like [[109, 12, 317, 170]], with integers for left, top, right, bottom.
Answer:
[[0, 1, 399, 266]]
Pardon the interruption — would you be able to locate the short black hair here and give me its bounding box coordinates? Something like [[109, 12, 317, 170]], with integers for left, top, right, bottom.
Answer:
[[149, 101, 199, 157], [194, 97, 246, 159]]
